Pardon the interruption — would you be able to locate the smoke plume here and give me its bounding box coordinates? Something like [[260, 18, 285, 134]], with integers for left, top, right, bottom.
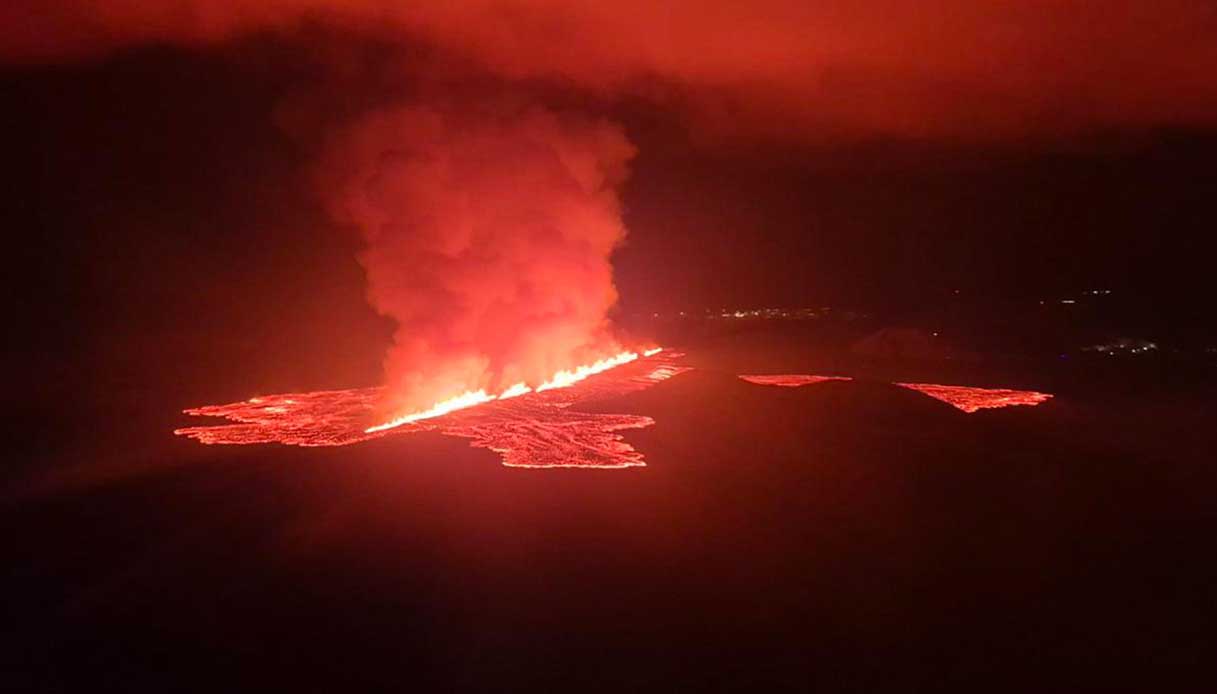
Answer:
[[315, 100, 634, 413]]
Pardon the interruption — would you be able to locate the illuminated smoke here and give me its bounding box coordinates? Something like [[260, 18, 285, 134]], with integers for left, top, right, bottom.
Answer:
[[316, 102, 636, 417]]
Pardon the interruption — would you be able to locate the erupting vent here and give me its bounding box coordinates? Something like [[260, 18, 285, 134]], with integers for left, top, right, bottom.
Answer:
[[176, 351, 688, 468]]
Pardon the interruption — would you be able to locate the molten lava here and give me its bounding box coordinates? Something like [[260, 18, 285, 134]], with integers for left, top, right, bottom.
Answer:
[[894, 383, 1054, 413], [176, 350, 689, 468], [738, 374, 1052, 412], [738, 374, 852, 387]]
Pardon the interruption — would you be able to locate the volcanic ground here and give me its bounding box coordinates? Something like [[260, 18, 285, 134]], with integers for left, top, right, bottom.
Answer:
[[5, 332, 1216, 691]]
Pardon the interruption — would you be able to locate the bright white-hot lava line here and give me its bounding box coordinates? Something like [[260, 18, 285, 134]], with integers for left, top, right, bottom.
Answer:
[[497, 382, 532, 400], [365, 349, 658, 433], [535, 351, 644, 392], [365, 389, 497, 433]]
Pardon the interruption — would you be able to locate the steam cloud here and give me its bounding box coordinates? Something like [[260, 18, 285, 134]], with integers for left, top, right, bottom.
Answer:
[[316, 102, 634, 413]]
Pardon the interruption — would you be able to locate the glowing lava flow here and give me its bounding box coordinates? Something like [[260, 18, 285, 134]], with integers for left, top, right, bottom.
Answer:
[[175, 388, 386, 447], [895, 383, 1053, 413], [739, 374, 852, 387], [737, 374, 1052, 413], [175, 350, 688, 468]]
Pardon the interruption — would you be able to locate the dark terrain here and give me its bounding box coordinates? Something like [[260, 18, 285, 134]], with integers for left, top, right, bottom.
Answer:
[[5, 324, 1216, 692]]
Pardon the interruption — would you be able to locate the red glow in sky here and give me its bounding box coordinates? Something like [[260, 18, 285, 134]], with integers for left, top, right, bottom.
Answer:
[[6, 2, 1217, 138]]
